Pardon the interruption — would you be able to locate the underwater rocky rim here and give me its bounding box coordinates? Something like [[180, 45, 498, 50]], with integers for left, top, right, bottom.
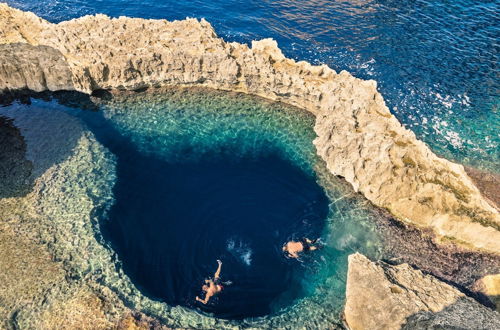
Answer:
[[0, 87, 498, 328]]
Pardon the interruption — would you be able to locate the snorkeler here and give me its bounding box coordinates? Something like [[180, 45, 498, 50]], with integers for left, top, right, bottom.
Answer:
[[195, 259, 224, 304], [283, 238, 319, 258]]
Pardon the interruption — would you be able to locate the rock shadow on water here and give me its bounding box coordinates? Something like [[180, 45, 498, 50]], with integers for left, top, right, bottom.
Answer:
[[0, 116, 33, 198], [0, 91, 101, 196], [0, 90, 99, 110]]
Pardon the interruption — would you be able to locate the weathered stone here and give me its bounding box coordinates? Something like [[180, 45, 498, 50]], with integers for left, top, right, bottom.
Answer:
[[0, 43, 74, 93], [0, 220, 65, 328], [402, 297, 500, 329], [466, 167, 500, 209], [32, 287, 114, 329], [116, 312, 173, 330], [0, 3, 497, 253], [344, 253, 500, 330]]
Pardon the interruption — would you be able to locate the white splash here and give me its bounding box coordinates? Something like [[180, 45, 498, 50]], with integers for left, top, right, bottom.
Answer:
[[227, 238, 253, 266]]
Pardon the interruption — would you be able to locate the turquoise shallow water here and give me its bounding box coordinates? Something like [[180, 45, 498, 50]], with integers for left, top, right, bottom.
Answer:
[[0, 89, 386, 327], [5, 0, 499, 172]]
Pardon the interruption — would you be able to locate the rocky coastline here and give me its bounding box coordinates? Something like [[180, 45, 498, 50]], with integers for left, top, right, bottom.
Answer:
[[0, 3, 499, 329], [344, 253, 500, 330]]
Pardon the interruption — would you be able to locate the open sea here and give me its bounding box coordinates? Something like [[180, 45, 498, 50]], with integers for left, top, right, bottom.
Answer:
[[5, 0, 499, 172]]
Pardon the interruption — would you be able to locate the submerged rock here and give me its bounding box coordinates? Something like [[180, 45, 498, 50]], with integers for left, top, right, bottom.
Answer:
[[344, 253, 500, 330], [0, 3, 498, 253]]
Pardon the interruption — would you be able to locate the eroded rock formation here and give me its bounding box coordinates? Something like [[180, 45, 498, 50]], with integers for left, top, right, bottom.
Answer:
[[344, 253, 500, 330], [0, 43, 73, 92], [0, 3, 498, 253]]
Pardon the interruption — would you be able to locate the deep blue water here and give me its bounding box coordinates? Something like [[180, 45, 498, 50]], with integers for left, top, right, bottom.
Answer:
[[105, 151, 327, 319], [5, 0, 499, 171], [85, 91, 329, 319]]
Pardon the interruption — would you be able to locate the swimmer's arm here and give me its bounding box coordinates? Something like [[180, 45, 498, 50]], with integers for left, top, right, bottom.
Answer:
[[214, 260, 222, 280], [290, 251, 300, 258], [196, 295, 210, 304]]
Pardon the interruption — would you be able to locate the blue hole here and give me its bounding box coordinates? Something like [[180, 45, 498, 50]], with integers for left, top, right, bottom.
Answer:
[[103, 150, 328, 319]]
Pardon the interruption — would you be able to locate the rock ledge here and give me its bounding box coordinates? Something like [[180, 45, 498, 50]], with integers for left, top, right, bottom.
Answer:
[[345, 253, 500, 330]]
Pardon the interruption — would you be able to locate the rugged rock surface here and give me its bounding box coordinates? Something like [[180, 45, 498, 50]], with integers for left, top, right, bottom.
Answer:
[[0, 43, 73, 92], [465, 167, 500, 210], [0, 3, 498, 253], [344, 253, 500, 330]]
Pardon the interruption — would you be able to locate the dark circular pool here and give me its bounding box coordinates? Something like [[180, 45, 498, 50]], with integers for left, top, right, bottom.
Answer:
[[64, 88, 333, 319], [103, 150, 328, 319]]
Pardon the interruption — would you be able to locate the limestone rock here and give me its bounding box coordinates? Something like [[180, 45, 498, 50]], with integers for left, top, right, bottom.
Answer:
[[344, 253, 500, 330], [32, 287, 114, 329], [0, 220, 66, 328], [0, 3, 498, 253], [465, 167, 500, 209], [0, 43, 74, 92]]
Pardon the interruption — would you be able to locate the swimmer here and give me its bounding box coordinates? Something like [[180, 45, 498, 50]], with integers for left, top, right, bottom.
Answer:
[[283, 238, 319, 258], [195, 259, 224, 304]]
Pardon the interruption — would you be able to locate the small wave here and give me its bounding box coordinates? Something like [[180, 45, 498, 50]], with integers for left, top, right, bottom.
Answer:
[[227, 238, 253, 266]]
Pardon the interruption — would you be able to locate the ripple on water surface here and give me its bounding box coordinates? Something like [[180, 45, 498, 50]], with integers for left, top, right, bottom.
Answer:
[[0, 88, 384, 327]]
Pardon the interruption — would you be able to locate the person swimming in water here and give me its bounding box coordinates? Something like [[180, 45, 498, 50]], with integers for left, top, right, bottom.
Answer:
[[283, 238, 319, 258], [195, 259, 224, 304]]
